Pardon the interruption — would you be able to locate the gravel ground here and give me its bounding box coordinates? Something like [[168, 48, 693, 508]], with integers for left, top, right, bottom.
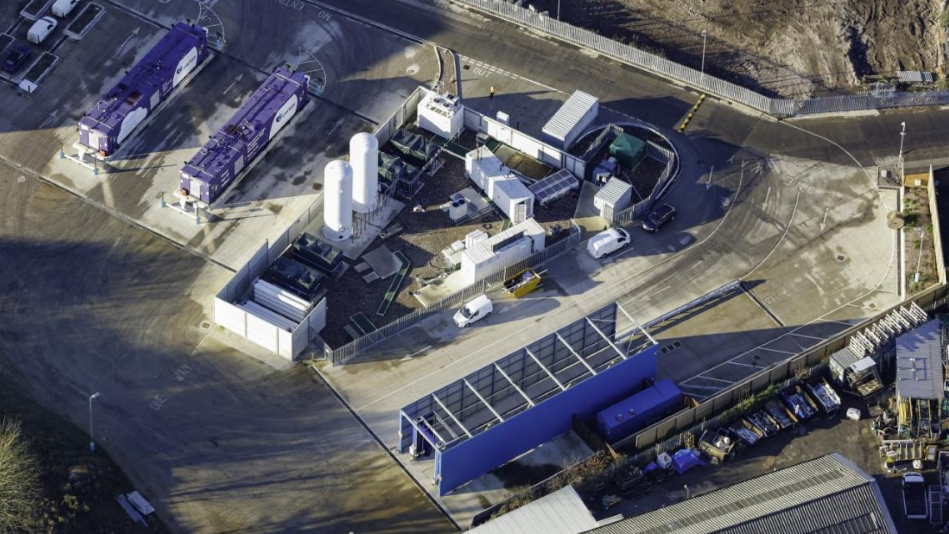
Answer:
[[322, 154, 503, 348], [530, 0, 944, 98]]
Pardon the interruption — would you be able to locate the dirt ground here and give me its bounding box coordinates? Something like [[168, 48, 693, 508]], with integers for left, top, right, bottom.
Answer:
[[531, 0, 945, 98], [0, 384, 167, 534], [903, 184, 939, 295]]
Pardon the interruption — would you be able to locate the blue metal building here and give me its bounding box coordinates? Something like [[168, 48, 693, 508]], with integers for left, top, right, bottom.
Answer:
[[399, 302, 659, 495]]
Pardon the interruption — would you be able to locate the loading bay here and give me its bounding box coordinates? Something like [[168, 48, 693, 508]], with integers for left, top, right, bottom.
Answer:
[[1, 0, 948, 532]]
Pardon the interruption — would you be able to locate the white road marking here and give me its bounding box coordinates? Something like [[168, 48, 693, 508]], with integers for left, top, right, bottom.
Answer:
[[758, 347, 796, 355], [403, 345, 433, 361], [695, 376, 735, 385]]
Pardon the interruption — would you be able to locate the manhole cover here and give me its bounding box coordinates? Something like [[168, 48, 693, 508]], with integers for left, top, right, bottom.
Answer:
[[836, 254, 846, 262], [868, 303, 877, 309], [406, 64, 419, 75]]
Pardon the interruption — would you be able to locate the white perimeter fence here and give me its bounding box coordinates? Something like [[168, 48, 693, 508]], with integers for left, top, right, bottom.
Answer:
[[454, 0, 949, 117]]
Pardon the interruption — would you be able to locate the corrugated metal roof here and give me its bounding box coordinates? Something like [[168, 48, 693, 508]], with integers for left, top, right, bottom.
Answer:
[[830, 347, 861, 369], [584, 454, 896, 534], [895, 319, 944, 400], [470, 486, 599, 534], [542, 91, 599, 141], [594, 178, 632, 206]]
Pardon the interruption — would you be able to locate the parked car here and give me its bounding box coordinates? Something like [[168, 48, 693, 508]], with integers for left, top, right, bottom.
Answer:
[[2, 43, 32, 74], [52, 0, 81, 18], [642, 204, 676, 232], [28, 16, 57, 45], [586, 228, 631, 259], [453, 295, 493, 327]]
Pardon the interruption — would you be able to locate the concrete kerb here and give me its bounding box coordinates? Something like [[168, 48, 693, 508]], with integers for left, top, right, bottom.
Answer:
[[0, 152, 237, 274]]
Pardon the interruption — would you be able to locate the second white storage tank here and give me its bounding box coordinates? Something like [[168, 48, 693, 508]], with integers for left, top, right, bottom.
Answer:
[[323, 160, 353, 241], [350, 132, 379, 213]]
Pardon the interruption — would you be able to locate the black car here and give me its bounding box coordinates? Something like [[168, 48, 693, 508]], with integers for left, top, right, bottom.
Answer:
[[642, 204, 676, 232], [3, 43, 32, 74]]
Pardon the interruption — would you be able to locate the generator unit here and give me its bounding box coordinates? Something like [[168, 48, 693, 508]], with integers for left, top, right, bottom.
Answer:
[[179, 67, 310, 205], [78, 22, 210, 157]]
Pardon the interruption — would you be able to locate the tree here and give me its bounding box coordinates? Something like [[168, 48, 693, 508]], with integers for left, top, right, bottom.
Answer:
[[0, 417, 41, 533]]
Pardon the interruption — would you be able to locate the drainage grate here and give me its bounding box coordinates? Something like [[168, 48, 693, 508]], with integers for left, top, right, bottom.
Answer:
[[836, 254, 846, 262], [201, 322, 210, 329]]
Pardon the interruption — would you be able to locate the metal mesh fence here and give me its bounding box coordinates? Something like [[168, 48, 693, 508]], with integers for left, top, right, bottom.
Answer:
[[456, 0, 949, 117], [325, 221, 583, 365]]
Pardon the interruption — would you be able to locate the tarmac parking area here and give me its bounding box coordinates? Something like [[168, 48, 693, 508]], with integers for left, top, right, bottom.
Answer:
[[0, 161, 454, 534], [0, 0, 437, 269]]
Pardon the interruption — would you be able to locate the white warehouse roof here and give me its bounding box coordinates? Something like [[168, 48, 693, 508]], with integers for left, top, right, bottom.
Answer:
[[542, 91, 599, 141], [469, 486, 599, 534]]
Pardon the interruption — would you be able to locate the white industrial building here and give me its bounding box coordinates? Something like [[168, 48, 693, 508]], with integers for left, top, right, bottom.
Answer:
[[418, 90, 464, 140], [542, 90, 599, 151], [465, 146, 535, 223], [594, 177, 633, 220], [460, 218, 546, 285]]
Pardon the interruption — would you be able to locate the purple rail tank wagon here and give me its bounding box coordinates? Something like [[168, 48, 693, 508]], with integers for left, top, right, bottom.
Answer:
[[77, 22, 210, 157], [179, 67, 310, 205]]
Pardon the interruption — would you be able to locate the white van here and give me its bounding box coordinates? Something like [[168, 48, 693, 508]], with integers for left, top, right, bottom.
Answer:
[[52, 0, 80, 18], [454, 295, 493, 327], [27, 16, 57, 45], [586, 228, 630, 259]]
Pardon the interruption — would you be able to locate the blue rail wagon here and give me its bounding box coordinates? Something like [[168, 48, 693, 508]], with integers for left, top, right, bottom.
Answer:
[[179, 67, 310, 205], [77, 22, 210, 157]]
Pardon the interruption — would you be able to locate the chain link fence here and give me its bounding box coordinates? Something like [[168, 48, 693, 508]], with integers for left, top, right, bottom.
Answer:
[[324, 221, 583, 365], [456, 0, 949, 118]]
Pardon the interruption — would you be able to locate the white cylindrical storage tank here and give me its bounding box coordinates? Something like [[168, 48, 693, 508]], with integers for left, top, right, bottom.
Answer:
[[350, 132, 379, 213], [323, 160, 353, 241]]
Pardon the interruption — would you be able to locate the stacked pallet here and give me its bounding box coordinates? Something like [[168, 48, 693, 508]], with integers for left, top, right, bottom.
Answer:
[[252, 279, 314, 324]]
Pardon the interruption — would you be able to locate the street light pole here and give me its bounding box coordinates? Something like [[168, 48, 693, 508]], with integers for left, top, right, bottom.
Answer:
[[899, 122, 906, 181], [88, 392, 100, 452], [557, 0, 561, 20], [700, 29, 708, 86]]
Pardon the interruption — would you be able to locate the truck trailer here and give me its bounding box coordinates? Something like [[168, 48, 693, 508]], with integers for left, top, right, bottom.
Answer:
[[77, 22, 210, 157], [179, 67, 310, 205]]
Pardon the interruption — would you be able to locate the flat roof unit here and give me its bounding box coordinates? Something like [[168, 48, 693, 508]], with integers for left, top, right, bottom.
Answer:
[[895, 319, 944, 400], [594, 177, 633, 207], [587, 453, 898, 534], [542, 90, 599, 150]]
